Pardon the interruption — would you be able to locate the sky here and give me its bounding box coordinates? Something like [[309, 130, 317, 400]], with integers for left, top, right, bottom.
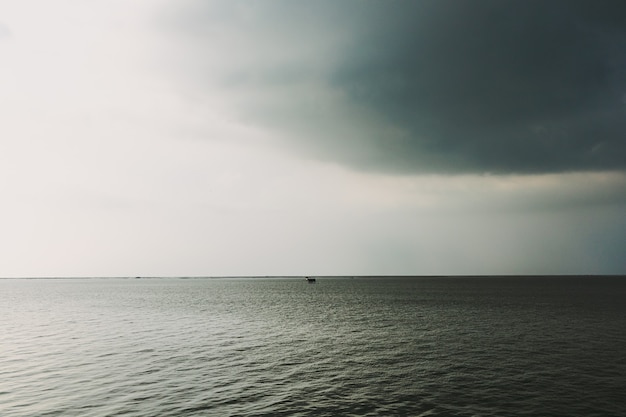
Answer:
[[1, 0, 625, 277]]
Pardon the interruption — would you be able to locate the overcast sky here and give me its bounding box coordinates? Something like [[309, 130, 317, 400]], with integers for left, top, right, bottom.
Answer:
[[1, 0, 625, 277]]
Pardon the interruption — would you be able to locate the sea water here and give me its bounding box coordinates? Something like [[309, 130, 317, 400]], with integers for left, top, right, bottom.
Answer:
[[1, 276, 625, 416]]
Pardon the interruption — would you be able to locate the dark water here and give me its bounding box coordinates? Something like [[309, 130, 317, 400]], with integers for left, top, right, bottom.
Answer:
[[1, 276, 625, 416]]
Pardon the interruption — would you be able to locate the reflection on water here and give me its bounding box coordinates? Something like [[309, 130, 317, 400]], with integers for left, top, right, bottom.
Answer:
[[1, 276, 625, 416]]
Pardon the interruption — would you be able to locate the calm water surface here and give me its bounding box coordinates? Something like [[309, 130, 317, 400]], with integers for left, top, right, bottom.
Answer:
[[1, 276, 625, 416]]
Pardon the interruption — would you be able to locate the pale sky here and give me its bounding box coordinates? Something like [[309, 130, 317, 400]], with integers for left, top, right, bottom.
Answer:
[[1, 0, 625, 277]]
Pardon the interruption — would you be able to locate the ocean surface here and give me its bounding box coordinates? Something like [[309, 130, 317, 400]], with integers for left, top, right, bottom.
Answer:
[[1, 276, 625, 416]]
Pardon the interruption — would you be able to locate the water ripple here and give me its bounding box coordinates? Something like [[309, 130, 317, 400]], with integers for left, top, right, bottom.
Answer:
[[1, 277, 625, 416]]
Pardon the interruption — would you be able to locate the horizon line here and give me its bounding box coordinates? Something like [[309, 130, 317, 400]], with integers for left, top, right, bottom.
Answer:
[[1, 274, 624, 280]]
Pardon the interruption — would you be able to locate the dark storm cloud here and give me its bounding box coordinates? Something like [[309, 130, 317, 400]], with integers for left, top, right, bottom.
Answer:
[[329, 0, 626, 173], [171, 0, 626, 174]]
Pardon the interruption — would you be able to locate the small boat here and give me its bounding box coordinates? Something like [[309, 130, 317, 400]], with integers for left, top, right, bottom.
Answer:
[[305, 277, 316, 283]]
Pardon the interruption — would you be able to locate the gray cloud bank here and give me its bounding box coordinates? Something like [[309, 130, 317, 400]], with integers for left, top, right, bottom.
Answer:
[[169, 0, 626, 174]]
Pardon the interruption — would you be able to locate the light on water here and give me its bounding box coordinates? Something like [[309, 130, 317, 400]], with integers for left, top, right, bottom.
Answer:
[[1, 276, 625, 416]]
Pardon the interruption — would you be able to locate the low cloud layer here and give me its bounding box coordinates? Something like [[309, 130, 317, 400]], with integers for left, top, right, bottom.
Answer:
[[1, 1, 624, 277], [169, 0, 626, 174], [0, 22, 11, 37]]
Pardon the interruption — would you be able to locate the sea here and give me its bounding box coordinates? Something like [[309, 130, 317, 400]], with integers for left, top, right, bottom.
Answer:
[[1, 276, 625, 417]]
